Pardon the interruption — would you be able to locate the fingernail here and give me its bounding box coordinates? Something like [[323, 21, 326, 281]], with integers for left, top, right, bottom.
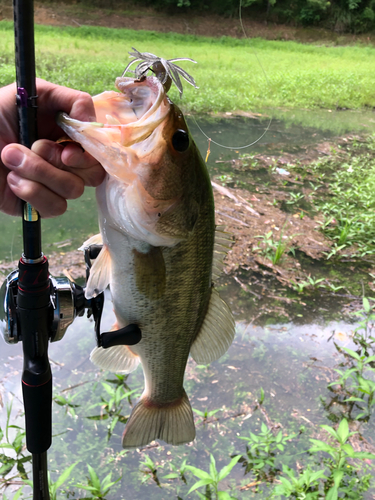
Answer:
[[3, 147, 25, 168]]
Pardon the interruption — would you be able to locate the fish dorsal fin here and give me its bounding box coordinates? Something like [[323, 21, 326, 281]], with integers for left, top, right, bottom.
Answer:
[[212, 226, 233, 282], [190, 287, 235, 365], [90, 344, 140, 374], [85, 245, 111, 299], [79, 233, 103, 250]]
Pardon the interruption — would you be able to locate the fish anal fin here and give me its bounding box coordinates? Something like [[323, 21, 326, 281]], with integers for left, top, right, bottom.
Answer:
[[122, 390, 195, 448], [190, 288, 235, 365], [85, 245, 111, 299], [212, 227, 234, 281], [90, 344, 140, 374]]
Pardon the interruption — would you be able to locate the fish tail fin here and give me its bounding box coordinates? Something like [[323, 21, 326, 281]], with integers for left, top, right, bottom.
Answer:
[[122, 390, 195, 448]]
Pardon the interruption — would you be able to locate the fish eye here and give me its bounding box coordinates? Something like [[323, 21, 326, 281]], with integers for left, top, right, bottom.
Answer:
[[172, 129, 189, 152]]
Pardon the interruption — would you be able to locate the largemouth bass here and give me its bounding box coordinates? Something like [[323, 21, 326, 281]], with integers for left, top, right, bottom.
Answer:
[[58, 75, 235, 448]]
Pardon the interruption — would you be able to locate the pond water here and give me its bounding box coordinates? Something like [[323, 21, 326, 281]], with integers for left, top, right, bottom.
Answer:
[[1, 109, 375, 498]]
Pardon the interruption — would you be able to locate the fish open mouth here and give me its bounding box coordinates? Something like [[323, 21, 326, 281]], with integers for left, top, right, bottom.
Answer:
[[99, 76, 166, 124], [57, 75, 169, 146], [57, 76, 170, 180]]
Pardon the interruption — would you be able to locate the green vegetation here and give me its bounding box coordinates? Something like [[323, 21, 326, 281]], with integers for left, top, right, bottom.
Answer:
[[38, 0, 375, 33], [186, 454, 242, 499], [253, 230, 295, 264], [1, 22, 375, 112], [305, 135, 375, 258]]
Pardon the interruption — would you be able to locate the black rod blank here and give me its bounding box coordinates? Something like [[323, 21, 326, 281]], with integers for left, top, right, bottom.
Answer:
[[13, 0, 41, 261]]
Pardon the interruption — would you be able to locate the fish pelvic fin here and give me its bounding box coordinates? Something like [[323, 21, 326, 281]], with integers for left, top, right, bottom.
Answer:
[[212, 226, 234, 282], [90, 345, 140, 373], [122, 390, 195, 448], [190, 287, 235, 365], [84, 245, 111, 299], [79, 233, 103, 250]]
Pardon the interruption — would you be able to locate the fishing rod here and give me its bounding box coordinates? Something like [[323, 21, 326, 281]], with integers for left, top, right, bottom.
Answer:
[[0, 1, 141, 498]]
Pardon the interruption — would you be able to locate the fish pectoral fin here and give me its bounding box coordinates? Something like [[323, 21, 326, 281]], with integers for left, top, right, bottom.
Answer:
[[85, 245, 111, 299], [122, 391, 195, 448], [78, 233, 103, 251], [190, 288, 235, 364], [212, 226, 234, 282], [90, 344, 140, 373]]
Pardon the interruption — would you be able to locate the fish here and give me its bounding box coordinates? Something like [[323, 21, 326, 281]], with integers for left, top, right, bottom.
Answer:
[[57, 74, 235, 448]]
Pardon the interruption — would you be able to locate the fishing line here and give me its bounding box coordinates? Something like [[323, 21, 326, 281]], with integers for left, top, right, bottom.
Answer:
[[192, 0, 273, 152]]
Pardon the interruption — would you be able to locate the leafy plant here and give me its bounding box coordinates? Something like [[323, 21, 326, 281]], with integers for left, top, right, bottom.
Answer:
[[286, 192, 305, 205], [186, 453, 241, 499], [193, 407, 222, 423], [86, 382, 136, 439], [352, 296, 375, 350], [140, 455, 162, 486], [254, 230, 295, 265], [48, 462, 78, 500], [163, 459, 188, 484], [272, 464, 326, 499], [74, 464, 121, 498], [54, 392, 80, 418], [0, 402, 31, 486], [290, 275, 326, 293], [309, 419, 375, 498], [238, 423, 298, 473]]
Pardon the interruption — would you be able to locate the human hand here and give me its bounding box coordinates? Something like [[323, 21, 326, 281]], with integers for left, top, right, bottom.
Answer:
[[0, 79, 105, 217]]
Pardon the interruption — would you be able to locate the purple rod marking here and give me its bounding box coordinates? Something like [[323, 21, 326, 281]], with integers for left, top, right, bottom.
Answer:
[[17, 87, 28, 107]]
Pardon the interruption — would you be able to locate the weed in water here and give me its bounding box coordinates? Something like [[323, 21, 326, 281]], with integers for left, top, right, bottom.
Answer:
[[163, 459, 188, 484], [140, 455, 162, 486], [53, 392, 80, 418], [309, 418, 375, 498], [193, 407, 222, 424], [238, 422, 298, 474], [324, 243, 347, 260], [290, 275, 326, 293], [86, 382, 136, 439], [272, 464, 326, 499], [0, 401, 31, 488], [48, 462, 78, 500], [338, 347, 375, 420], [352, 296, 375, 350], [186, 453, 241, 500], [74, 464, 121, 498]]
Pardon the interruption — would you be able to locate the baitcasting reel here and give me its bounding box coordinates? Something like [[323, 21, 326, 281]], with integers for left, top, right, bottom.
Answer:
[[0, 245, 141, 350]]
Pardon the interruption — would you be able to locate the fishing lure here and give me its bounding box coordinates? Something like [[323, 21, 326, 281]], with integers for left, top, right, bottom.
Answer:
[[123, 47, 198, 96]]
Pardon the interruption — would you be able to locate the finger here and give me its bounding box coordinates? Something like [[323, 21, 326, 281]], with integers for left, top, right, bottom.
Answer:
[[7, 172, 67, 218], [36, 79, 96, 140], [0, 173, 22, 216], [36, 78, 96, 120], [2, 144, 84, 200], [61, 144, 106, 187], [31, 139, 66, 170], [32, 140, 106, 187]]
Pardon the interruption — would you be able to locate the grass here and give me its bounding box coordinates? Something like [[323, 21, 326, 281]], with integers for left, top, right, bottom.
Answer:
[[0, 22, 375, 112]]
